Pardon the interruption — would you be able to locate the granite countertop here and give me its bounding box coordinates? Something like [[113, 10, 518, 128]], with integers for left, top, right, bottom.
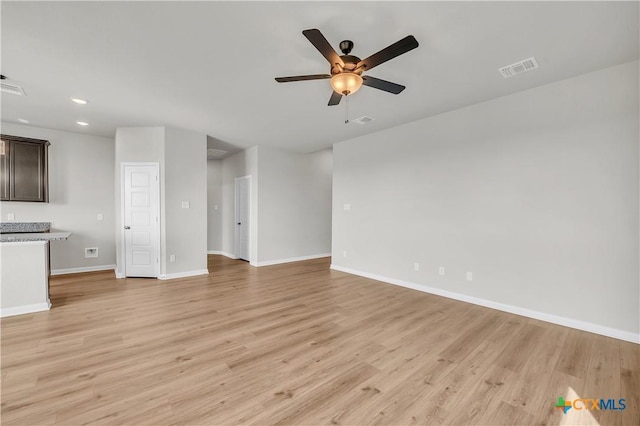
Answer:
[[0, 222, 51, 233], [0, 232, 71, 243]]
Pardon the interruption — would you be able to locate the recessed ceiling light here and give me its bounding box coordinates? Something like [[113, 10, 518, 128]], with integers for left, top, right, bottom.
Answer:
[[76, 121, 89, 126], [17, 118, 29, 124], [71, 98, 88, 104]]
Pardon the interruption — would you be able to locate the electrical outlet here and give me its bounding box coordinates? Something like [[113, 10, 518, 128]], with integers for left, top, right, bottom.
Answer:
[[466, 272, 473, 281], [84, 247, 98, 259], [7, 213, 15, 221], [343, 250, 347, 258], [181, 201, 190, 209], [97, 213, 104, 221], [439, 267, 445, 276], [343, 203, 351, 211], [169, 254, 176, 262], [214, 204, 218, 210], [414, 262, 420, 271]]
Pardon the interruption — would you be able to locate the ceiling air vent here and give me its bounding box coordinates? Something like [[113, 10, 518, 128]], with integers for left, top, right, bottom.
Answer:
[[498, 57, 539, 78], [0, 82, 26, 96], [207, 148, 228, 159], [351, 116, 375, 125]]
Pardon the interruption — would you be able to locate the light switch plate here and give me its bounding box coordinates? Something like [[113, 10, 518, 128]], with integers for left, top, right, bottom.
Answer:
[[343, 203, 351, 211], [97, 213, 104, 221], [181, 201, 190, 209], [7, 213, 15, 221]]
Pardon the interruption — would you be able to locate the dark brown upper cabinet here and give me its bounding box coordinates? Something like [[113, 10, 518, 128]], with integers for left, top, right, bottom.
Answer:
[[0, 135, 50, 202]]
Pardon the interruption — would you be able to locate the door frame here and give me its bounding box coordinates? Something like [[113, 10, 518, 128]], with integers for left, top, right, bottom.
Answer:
[[119, 162, 161, 278], [234, 175, 251, 263]]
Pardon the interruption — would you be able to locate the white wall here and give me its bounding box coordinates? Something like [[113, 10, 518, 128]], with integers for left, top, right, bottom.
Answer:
[[164, 127, 207, 275], [207, 159, 222, 252], [332, 61, 639, 341], [257, 146, 332, 264], [0, 122, 115, 272], [221, 147, 258, 262], [115, 126, 207, 278]]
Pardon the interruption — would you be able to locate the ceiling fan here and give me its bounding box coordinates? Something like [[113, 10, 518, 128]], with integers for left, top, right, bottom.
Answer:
[[275, 29, 419, 106]]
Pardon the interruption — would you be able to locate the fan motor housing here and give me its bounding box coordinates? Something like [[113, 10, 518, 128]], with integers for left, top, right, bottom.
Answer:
[[332, 55, 362, 75]]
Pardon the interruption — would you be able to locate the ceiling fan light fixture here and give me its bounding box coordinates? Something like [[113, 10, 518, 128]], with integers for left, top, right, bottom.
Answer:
[[330, 72, 363, 95]]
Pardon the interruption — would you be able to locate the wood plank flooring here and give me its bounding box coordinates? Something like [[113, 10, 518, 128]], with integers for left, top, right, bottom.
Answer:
[[1, 255, 638, 425]]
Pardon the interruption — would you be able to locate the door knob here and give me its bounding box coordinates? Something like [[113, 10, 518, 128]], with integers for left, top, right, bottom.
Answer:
[[124, 226, 130, 229], [237, 222, 241, 225]]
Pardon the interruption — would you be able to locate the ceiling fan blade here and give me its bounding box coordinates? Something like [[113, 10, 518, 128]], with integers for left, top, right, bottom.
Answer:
[[357, 35, 419, 71], [302, 29, 344, 67], [328, 91, 342, 106], [362, 75, 406, 94], [275, 74, 331, 83]]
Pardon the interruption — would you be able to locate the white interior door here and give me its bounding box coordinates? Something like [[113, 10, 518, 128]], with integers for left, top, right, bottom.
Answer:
[[123, 164, 160, 277], [234, 176, 250, 261]]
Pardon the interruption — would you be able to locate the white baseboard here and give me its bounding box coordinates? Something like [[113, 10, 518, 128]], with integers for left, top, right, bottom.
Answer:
[[330, 264, 640, 345], [51, 264, 116, 276], [219, 251, 238, 259], [256, 253, 331, 267], [1, 300, 51, 317], [159, 269, 209, 280], [207, 250, 223, 255]]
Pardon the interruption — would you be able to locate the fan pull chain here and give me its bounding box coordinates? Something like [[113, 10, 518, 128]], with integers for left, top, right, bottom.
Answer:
[[344, 95, 349, 124]]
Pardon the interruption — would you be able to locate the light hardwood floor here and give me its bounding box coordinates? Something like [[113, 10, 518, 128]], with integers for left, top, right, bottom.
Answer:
[[1, 256, 638, 425]]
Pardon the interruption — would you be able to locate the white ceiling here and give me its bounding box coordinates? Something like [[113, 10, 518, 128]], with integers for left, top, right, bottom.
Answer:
[[2, 1, 638, 153]]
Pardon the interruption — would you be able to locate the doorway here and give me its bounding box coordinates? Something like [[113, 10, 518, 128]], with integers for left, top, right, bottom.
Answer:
[[234, 175, 250, 261], [121, 163, 160, 277]]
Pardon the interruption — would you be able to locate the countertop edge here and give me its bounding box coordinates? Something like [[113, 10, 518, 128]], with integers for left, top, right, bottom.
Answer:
[[0, 232, 72, 243], [0, 240, 49, 246]]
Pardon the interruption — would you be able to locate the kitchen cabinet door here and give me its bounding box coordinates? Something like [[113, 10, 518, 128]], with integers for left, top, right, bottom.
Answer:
[[1, 135, 49, 202]]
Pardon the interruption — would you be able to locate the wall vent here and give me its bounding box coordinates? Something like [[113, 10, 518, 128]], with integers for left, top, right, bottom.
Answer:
[[207, 148, 228, 159], [0, 82, 26, 96], [498, 57, 539, 78], [351, 116, 375, 125]]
